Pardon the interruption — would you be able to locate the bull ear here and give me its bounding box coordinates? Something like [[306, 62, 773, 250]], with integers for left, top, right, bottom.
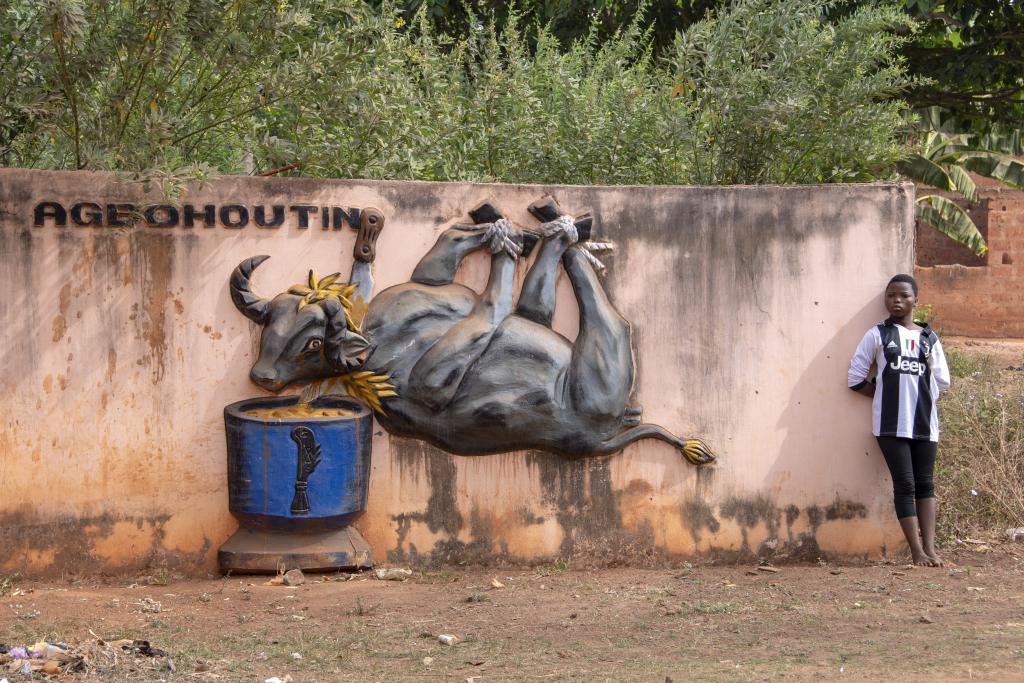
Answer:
[[322, 298, 368, 369], [230, 255, 271, 324]]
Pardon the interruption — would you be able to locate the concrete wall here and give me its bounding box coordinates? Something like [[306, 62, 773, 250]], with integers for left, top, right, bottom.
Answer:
[[915, 186, 1024, 338], [0, 170, 916, 575]]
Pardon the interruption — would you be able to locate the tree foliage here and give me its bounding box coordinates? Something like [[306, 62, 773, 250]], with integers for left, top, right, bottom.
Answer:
[[903, 0, 1024, 131], [0, 0, 376, 185], [1, 0, 915, 188]]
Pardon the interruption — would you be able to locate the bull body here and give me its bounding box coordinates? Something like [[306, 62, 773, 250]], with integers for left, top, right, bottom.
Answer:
[[231, 202, 713, 464]]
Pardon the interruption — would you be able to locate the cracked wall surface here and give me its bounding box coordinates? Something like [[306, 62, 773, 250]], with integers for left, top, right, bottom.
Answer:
[[0, 170, 915, 575]]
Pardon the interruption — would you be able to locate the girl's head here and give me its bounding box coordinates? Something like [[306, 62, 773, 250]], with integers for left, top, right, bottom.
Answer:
[[885, 273, 918, 319]]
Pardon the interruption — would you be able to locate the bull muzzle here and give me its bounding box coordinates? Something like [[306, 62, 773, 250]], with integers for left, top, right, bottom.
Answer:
[[250, 365, 287, 392]]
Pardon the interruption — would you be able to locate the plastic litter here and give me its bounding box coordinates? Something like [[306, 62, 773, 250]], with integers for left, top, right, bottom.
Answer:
[[437, 634, 459, 646], [374, 567, 412, 581], [1, 636, 168, 677]]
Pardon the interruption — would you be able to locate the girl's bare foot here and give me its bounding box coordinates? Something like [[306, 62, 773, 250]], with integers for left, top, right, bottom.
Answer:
[[926, 552, 944, 567], [912, 551, 936, 567]]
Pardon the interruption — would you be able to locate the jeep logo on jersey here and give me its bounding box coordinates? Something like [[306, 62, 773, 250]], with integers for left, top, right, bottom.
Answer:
[[889, 355, 926, 375]]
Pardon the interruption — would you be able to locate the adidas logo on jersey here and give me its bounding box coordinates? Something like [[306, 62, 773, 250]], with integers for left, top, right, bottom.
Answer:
[[886, 340, 899, 353], [888, 355, 925, 375]]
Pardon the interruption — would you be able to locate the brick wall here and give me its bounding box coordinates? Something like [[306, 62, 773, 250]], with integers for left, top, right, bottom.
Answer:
[[915, 187, 1024, 338]]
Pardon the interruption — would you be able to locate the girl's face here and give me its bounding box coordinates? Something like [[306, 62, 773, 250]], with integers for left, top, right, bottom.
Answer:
[[885, 282, 917, 319]]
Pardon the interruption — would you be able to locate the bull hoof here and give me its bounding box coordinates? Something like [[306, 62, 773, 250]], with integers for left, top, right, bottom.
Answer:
[[682, 438, 716, 466]]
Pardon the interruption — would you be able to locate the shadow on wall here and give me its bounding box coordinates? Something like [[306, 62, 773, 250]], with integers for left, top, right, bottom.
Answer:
[[767, 297, 901, 562]]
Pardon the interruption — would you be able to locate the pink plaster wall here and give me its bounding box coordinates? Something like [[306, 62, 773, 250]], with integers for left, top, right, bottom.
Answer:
[[0, 170, 916, 575]]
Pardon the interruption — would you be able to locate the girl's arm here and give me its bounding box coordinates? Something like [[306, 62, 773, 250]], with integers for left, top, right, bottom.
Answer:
[[848, 328, 878, 397], [930, 339, 951, 393]]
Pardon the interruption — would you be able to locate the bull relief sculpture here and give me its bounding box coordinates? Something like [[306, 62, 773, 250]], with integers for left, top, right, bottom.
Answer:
[[230, 198, 714, 465]]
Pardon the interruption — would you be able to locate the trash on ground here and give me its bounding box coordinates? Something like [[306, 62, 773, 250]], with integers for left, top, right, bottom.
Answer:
[[375, 567, 413, 581], [136, 597, 162, 613], [264, 677, 293, 683], [0, 636, 169, 677], [757, 566, 781, 573], [490, 578, 505, 589], [1006, 527, 1024, 542], [437, 634, 459, 646]]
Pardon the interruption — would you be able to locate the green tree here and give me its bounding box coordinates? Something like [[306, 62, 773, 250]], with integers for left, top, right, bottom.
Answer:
[[663, 0, 914, 184], [0, 0, 916, 190], [902, 0, 1024, 131], [0, 0, 384, 189]]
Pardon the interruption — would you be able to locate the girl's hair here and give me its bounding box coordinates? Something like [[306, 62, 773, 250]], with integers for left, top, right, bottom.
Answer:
[[886, 273, 918, 296]]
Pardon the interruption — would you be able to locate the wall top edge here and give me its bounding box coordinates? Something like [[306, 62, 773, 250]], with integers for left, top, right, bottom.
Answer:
[[0, 167, 914, 195]]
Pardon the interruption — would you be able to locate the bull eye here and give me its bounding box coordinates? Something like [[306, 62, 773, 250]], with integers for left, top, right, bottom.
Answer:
[[304, 337, 323, 352]]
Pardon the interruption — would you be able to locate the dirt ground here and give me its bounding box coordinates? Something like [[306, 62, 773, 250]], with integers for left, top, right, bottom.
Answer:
[[5, 337, 1023, 682], [943, 336, 1024, 365], [3, 542, 1024, 682]]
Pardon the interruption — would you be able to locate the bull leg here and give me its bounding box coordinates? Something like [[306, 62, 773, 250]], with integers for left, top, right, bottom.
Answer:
[[410, 224, 500, 286], [406, 223, 522, 411], [562, 247, 715, 465], [562, 245, 633, 423], [515, 217, 577, 327]]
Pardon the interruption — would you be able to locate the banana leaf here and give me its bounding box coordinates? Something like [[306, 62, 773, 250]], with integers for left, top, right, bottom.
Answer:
[[897, 153, 955, 191], [917, 195, 987, 256], [946, 163, 978, 203], [960, 153, 1024, 189]]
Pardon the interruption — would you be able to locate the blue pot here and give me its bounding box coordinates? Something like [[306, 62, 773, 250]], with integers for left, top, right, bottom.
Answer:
[[223, 396, 372, 533]]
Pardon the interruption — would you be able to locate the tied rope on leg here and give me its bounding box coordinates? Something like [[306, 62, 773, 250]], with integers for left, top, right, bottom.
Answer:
[[539, 214, 615, 274], [578, 241, 613, 275], [481, 218, 521, 259], [538, 215, 579, 244]]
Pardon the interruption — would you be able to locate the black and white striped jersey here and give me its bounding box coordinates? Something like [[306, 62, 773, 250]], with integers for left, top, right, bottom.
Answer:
[[848, 320, 951, 441]]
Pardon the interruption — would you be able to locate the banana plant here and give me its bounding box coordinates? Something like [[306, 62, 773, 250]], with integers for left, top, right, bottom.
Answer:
[[898, 108, 1024, 256]]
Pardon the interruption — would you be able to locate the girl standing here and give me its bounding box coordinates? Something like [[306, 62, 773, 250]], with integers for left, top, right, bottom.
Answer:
[[848, 274, 951, 566]]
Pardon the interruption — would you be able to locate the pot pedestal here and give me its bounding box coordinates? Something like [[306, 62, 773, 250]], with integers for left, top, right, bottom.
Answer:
[[218, 526, 372, 573]]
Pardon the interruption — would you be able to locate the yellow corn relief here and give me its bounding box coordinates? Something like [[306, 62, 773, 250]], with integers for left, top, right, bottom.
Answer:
[[291, 270, 397, 413]]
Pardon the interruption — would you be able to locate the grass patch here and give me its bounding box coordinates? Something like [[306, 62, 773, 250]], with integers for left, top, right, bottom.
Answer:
[[946, 349, 993, 379], [688, 601, 737, 615], [937, 348, 1024, 540], [0, 573, 18, 595], [536, 558, 570, 576]]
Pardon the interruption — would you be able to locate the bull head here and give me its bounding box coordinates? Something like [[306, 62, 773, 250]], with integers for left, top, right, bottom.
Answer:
[[230, 256, 369, 392]]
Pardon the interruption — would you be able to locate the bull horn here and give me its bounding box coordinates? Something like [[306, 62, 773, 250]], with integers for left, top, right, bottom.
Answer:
[[230, 255, 271, 323]]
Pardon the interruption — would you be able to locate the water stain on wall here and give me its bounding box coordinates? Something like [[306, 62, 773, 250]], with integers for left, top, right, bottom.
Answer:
[[133, 233, 175, 384], [0, 508, 210, 577], [383, 436, 874, 567]]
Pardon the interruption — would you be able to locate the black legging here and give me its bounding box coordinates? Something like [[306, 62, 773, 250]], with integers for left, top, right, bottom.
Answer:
[[876, 436, 937, 519]]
